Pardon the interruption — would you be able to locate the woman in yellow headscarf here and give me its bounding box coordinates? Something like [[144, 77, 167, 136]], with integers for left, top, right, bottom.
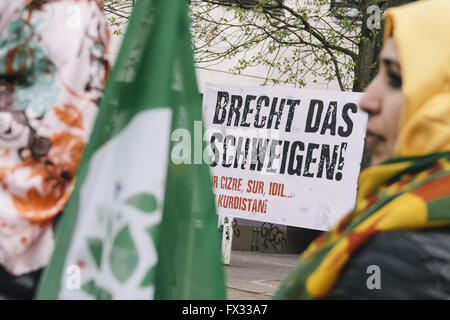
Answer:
[[275, 0, 450, 299]]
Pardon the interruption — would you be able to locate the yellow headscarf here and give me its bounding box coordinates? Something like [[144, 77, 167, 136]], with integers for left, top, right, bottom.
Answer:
[[358, 0, 450, 200], [385, 0, 450, 157]]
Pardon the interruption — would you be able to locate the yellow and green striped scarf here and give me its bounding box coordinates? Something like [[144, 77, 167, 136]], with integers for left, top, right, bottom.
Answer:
[[274, 152, 450, 299]]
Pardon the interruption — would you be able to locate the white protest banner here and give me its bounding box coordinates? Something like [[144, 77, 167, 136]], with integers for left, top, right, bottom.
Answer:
[[202, 83, 367, 231]]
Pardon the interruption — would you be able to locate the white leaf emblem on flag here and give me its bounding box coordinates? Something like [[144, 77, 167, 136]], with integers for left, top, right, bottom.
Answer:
[[59, 108, 172, 300]]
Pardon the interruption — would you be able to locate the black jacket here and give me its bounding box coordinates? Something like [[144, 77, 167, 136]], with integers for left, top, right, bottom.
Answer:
[[326, 227, 450, 299]]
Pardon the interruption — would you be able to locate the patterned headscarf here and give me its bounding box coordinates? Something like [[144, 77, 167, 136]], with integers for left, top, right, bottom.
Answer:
[[0, 0, 109, 275]]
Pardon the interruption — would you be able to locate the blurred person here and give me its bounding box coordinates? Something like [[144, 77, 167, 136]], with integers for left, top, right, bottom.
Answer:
[[275, 0, 450, 299], [0, 0, 109, 299]]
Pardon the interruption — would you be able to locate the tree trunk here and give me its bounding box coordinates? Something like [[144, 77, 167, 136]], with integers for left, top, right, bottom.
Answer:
[[353, 0, 415, 170], [352, 0, 416, 92]]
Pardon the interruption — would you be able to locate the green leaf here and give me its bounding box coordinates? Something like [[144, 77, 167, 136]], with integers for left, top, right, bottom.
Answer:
[[138, 224, 161, 287], [87, 238, 103, 269], [140, 265, 157, 287], [125, 193, 158, 213], [109, 225, 139, 283], [81, 279, 113, 300], [146, 224, 160, 248]]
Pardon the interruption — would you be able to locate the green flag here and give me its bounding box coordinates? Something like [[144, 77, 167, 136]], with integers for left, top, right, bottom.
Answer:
[[36, 0, 226, 300]]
